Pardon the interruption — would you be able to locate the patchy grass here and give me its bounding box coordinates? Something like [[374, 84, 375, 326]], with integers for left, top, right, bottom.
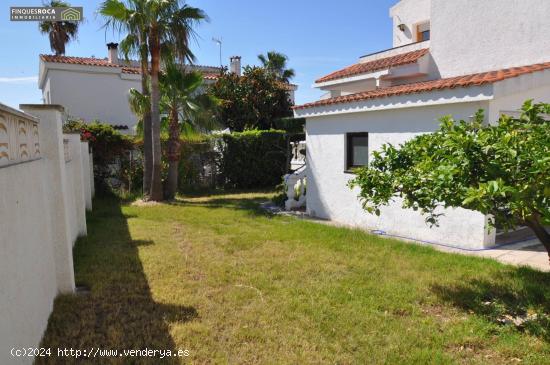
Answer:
[[38, 192, 550, 364]]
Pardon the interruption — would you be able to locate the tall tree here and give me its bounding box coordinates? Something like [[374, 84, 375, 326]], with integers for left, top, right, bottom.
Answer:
[[128, 88, 149, 136], [208, 66, 293, 131], [100, 0, 206, 201], [258, 51, 295, 82], [39, 0, 79, 56], [160, 63, 218, 199], [144, 0, 206, 201], [100, 0, 153, 199], [349, 100, 550, 265]]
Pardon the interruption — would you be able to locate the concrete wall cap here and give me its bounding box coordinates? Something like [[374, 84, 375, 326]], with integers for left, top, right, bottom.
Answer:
[[19, 104, 65, 112], [0, 102, 39, 121]]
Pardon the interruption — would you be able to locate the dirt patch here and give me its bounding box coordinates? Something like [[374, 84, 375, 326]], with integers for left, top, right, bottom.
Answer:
[[446, 341, 514, 365], [131, 199, 161, 207], [421, 304, 462, 324]]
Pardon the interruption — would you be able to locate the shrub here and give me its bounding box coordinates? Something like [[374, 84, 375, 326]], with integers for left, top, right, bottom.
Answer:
[[178, 136, 219, 192], [217, 130, 288, 189], [273, 117, 305, 134], [63, 120, 135, 193], [208, 67, 293, 131]]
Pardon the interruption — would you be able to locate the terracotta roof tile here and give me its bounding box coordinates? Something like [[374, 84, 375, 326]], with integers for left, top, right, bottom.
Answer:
[[121, 67, 141, 75], [203, 73, 220, 80], [41, 54, 221, 79], [316, 48, 429, 83], [295, 62, 550, 110], [40, 54, 120, 68]]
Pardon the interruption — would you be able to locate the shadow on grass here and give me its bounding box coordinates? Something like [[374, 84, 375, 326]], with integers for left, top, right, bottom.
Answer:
[[431, 267, 550, 342], [37, 197, 197, 365]]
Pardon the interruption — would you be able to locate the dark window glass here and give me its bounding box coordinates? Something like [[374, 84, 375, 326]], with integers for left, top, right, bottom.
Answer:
[[346, 133, 369, 170], [420, 30, 430, 41]]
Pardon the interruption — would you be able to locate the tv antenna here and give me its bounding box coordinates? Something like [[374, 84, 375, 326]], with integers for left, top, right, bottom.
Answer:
[[212, 37, 223, 68]]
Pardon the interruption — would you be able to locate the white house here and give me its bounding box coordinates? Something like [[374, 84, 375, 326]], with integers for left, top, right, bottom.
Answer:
[[39, 43, 222, 131], [39, 45, 298, 132], [293, 0, 550, 249]]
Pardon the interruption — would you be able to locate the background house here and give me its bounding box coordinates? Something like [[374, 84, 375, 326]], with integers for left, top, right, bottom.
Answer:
[[39, 46, 297, 132], [293, 0, 550, 249], [39, 43, 222, 132]]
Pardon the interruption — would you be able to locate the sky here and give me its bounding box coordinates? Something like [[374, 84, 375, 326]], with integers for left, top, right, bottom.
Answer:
[[0, 0, 397, 109]]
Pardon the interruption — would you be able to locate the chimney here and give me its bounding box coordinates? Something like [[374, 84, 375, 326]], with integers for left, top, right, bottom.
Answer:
[[229, 56, 241, 76], [107, 42, 119, 64]]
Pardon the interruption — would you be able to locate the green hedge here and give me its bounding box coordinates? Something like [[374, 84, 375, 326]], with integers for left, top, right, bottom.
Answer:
[[217, 130, 288, 189], [273, 117, 305, 134], [63, 120, 135, 193]]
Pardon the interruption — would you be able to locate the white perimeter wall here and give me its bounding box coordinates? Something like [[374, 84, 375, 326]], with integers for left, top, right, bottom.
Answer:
[[0, 104, 93, 365], [430, 0, 550, 78], [488, 69, 550, 122], [0, 159, 58, 365], [305, 101, 496, 249]]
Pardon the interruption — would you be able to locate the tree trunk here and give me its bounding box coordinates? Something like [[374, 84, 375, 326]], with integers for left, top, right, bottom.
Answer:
[[165, 106, 180, 199], [149, 29, 164, 201], [140, 55, 152, 200], [525, 213, 550, 266]]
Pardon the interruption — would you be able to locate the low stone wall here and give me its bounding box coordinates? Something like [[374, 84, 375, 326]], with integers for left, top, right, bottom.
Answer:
[[0, 103, 93, 365]]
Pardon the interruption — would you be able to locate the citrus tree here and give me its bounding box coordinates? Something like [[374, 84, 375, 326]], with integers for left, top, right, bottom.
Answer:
[[349, 100, 550, 264]]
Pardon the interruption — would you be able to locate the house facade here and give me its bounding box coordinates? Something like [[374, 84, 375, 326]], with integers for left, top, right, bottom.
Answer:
[[39, 43, 222, 132], [294, 0, 550, 249], [39, 45, 298, 132]]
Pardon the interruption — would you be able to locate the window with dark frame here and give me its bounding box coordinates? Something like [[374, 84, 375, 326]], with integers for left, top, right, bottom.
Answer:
[[419, 30, 430, 41], [346, 133, 369, 171], [416, 22, 430, 42]]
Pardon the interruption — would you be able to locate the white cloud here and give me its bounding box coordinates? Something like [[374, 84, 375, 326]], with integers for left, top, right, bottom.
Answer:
[[0, 76, 38, 83]]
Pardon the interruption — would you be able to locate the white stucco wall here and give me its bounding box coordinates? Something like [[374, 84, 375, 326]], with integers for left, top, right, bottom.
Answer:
[[305, 101, 497, 249], [46, 67, 141, 130], [40, 61, 221, 134], [430, 0, 550, 78], [488, 70, 550, 122], [65, 134, 88, 240], [390, 0, 431, 47], [81, 142, 93, 211], [0, 160, 58, 365], [1, 104, 89, 365]]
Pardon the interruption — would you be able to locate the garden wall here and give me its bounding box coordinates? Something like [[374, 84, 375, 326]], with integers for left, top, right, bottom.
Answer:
[[0, 103, 93, 365]]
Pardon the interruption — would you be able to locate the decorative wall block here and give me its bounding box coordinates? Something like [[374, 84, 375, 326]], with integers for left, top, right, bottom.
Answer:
[[0, 107, 40, 167], [32, 123, 40, 157], [0, 114, 8, 164], [18, 119, 29, 160]]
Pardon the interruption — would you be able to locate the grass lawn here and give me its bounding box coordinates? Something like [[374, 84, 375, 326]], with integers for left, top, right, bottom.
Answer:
[[38, 192, 550, 364]]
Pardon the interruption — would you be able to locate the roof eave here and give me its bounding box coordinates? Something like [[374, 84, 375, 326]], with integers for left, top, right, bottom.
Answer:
[[315, 69, 390, 89], [294, 84, 494, 118]]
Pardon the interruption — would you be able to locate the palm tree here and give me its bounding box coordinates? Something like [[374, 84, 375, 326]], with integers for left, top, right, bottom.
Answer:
[[99, 0, 153, 199], [128, 88, 149, 136], [160, 63, 218, 198], [100, 0, 205, 201], [258, 51, 295, 82], [39, 1, 79, 56], [145, 0, 206, 201]]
